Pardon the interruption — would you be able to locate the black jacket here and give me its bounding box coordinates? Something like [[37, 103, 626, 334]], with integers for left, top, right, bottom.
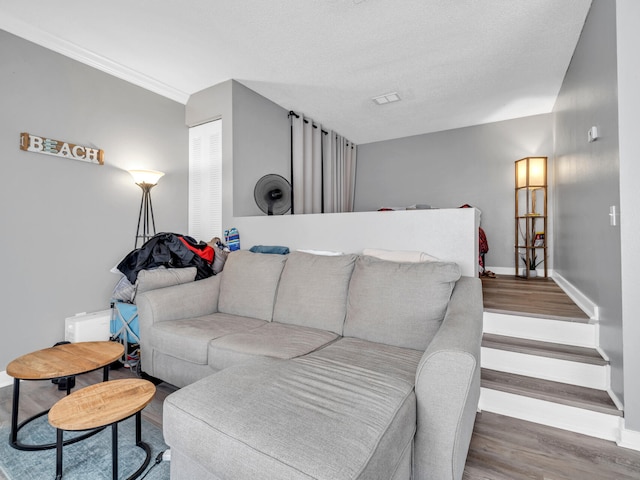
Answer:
[[117, 232, 214, 283]]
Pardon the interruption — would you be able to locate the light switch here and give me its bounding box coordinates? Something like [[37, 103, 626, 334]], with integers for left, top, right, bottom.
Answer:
[[610, 205, 618, 226]]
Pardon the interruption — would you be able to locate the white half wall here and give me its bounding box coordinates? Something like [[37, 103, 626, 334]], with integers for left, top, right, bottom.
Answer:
[[229, 208, 479, 277]]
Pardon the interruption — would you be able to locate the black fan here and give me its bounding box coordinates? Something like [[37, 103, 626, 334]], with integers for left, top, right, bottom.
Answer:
[[254, 174, 292, 215]]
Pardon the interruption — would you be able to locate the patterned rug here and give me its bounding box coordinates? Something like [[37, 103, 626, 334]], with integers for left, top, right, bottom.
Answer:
[[0, 414, 169, 479]]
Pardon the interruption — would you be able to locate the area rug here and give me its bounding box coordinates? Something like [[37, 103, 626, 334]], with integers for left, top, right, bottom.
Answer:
[[0, 414, 169, 479]]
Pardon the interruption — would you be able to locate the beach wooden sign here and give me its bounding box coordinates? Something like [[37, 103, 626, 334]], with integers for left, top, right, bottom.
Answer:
[[20, 132, 104, 165]]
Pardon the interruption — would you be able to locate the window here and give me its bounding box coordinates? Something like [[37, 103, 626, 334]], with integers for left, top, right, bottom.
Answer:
[[189, 119, 222, 242]]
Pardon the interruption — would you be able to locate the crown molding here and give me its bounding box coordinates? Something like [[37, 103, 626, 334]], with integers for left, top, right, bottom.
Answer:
[[1, 17, 190, 104]]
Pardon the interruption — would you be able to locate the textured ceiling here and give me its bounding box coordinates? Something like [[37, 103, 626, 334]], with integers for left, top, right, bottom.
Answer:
[[0, 0, 592, 144]]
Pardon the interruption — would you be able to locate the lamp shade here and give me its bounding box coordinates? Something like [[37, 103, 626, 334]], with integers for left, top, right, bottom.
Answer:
[[129, 169, 165, 185], [515, 157, 546, 188]]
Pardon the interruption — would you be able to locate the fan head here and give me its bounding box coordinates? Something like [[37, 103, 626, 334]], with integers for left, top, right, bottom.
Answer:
[[254, 174, 292, 215]]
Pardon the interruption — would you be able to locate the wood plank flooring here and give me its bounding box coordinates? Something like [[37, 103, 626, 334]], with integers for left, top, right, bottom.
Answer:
[[481, 368, 620, 416], [2, 368, 640, 479], [481, 275, 589, 321], [465, 411, 640, 480], [482, 333, 607, 365]]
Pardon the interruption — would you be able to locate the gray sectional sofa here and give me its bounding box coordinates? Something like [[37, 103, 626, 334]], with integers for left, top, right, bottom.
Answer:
[[136, 250, 483, 480]]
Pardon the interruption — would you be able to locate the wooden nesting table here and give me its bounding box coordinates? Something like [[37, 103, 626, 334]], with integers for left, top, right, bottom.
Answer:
[[49, 378, 156, 480], [6, 341, 124, 450]]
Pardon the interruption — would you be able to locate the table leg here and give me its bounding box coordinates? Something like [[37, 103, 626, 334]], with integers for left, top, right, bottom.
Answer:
[[136, 411, 142, 444], [112, 422, 118, 480], [56, 428, 63, 480], [103, 364, 110, 382], [129, 411, 152, 480], [10, 378, 19, 447]]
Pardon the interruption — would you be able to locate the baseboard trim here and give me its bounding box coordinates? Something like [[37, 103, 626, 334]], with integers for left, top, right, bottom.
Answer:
[[0, 370, 13, 389], [552, 272, 599, 320], [484, 266, 513, 276], [479, 387, 620, 442], [609, 388, 625, 411], [485, 266, 554, 278], [618, 418, 640, 451]]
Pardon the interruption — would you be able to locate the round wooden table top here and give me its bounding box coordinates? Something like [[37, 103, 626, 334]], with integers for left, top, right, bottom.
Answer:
[[49, 378, 156, 431], [6, 341, 124, 380]]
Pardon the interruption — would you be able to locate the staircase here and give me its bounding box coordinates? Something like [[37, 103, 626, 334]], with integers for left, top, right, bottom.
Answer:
[[478, 278, 623, 442]]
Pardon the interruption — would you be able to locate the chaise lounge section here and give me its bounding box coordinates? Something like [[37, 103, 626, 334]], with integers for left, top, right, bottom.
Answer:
[[136, 250, 483, 479]]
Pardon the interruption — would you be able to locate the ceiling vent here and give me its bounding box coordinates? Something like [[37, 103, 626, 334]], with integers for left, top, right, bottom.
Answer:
[[372, 92, 401, 105]]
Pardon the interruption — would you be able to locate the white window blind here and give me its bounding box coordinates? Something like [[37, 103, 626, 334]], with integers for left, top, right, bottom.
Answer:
[[189, 119, 222, 242]]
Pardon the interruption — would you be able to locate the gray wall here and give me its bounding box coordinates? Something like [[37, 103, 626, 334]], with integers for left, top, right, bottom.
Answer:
[[0, 30, 188, 371], [186, 80, 234, 229], [355, 114, 553, 270], [617, 0, 640, 432], [552, 1, 624, 407], [232, 82, 290, 217], [186, 81, 290, 225], [189, 81, 554, 272]]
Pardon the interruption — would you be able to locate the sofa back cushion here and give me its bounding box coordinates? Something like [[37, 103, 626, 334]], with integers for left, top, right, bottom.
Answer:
[[218, 250, 288, 321], [273, 251, 357, 334], [343, 256, 461, 350]]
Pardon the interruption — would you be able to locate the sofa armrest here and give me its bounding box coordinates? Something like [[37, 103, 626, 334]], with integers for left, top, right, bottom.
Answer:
[[137, 273, 220, 339], [136, 274, 222, 378], [413, 276, 483, 480], [137, 274, 221, 322]]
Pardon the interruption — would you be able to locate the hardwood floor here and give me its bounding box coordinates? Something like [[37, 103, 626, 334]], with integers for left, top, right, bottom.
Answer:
[[465, 411, 640, 480], [2, 367, 640, 479], [481, 274, 589, 320], [475, 274, 640, 478]]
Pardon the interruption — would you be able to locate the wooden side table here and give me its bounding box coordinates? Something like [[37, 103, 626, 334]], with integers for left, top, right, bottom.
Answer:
[[6, 341, 124, 450], [49, 378, 156, 480]]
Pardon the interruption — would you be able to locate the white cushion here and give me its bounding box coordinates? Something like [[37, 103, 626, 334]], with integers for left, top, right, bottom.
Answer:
[[362, 248, 439, 263]]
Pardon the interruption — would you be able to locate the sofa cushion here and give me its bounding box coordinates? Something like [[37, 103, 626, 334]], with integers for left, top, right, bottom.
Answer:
[[164, 356, 416, 480], [344, 256, 461, 350], [218, 250, 288, 321], [305, 337, 422, 386], [362, 248, 439, 263], [135, 266, 197, 298], [208, 322, 338, 370], [149, 313, 266, 365], [273, 251, 357, 334]]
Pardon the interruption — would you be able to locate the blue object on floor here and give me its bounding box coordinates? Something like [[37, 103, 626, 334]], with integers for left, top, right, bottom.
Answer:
[[111, 302, 139, 345]]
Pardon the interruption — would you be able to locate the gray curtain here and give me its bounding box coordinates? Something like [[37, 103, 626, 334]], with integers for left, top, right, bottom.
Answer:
[[291, 114, 357, 214]]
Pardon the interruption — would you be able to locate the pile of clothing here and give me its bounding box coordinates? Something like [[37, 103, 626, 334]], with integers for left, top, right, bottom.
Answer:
[[112, 233, 229, 303], [118, 233, 218, 283]]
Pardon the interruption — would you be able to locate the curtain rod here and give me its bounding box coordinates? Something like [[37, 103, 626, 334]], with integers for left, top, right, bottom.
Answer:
[[288, 111, 356, 147], [288, 110, 328, 135]]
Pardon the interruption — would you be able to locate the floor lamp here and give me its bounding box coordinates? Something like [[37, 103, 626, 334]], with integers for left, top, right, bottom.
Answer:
[[129, 170, 164, 248]]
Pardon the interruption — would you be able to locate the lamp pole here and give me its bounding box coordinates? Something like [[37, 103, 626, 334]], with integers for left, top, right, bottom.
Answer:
[[128, 170, 164, 249], [135, 182, 157, 249]]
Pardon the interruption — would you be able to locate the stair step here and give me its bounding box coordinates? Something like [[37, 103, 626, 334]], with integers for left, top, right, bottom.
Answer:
[[483, 307, 590, 324], [483, 311, 598, 348], [481, 275, 591, 321], [482, 333, 607, 366], [479, 276, 618, 441], [481, 368, 620, 416], [478, 387, 621, 441]]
